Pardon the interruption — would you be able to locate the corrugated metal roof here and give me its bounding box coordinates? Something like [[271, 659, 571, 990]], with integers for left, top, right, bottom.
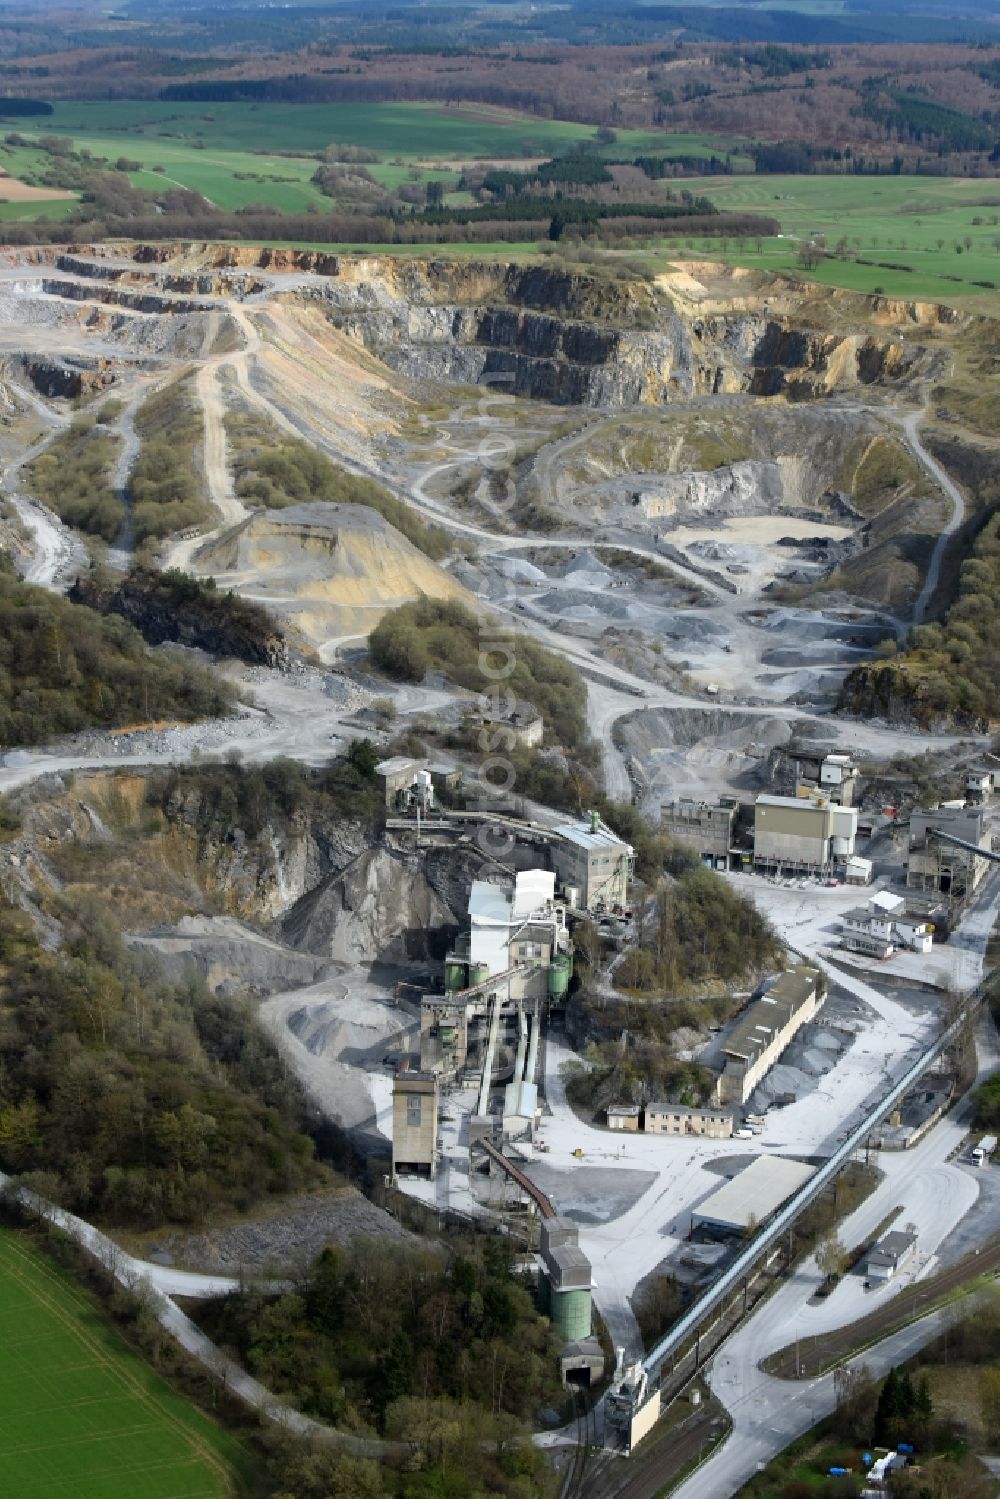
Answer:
[[692, 1156, 816, 1232], [756, 794, 827, 812], [554, 820, 632, 853]]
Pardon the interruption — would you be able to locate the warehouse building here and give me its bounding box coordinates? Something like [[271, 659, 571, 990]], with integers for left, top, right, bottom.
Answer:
[[551, 812, 634, 912], [718, 967, 823, 1106], [691, 1155, 816, 1236], [906, 807, 993, 900], [753, 794, 858, 876]]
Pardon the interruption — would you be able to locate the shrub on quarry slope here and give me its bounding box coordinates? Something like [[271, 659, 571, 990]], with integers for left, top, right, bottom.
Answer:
[[225, 413, 451, 560], [27, 416, 122, 542], [129, 379, 211, 541], [369, 596, 588, 749]]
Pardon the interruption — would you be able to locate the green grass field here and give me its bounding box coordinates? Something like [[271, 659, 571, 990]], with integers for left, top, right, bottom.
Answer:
[[29, 99, 735, 162], [649, 173, 1000, 301], [0, 1230, 242, 1499], [0, 101, 741, 216], [0, 97, 996, 303]]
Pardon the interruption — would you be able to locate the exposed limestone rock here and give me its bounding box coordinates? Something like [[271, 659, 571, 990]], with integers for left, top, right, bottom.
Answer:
[[282, 846, 457, 964]]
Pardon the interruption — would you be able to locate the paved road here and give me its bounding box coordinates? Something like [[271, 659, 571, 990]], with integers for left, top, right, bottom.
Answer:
[[670, 1005, 1000, 1499], [901, 406, 967, 626]]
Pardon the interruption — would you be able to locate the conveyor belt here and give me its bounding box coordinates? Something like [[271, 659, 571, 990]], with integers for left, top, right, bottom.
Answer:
[[481, 1139, 555, 1219]]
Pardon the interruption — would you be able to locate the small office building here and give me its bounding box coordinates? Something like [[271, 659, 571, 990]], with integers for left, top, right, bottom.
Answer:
[[644, 1103, 734, 1139], [865, 1230, 917, 1283]]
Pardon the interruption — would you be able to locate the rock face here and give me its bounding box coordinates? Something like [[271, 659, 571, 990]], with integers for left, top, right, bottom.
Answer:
[[295, 260, 924, 408], [69, 569, 289, 668], [838, 661, 988, 731], [282, 846, 459, 964]]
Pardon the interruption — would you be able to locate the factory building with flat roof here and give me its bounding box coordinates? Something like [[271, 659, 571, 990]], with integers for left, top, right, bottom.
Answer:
[[907, 806, 993, 900], [391, 1070, 439, 1179], [691, 1155, 817, 1235], [660, 797, 739, 869], [551, 813, 634, 912], [718, 967, 823, 1106], [753, 793, 857, 876]]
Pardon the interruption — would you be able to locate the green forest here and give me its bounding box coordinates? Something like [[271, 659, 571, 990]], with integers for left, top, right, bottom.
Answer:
[[201, 1236, 560, 1498], [225, 413, 451, 559], [0, 897, 330, 1226], [0, 560, 234, 745]]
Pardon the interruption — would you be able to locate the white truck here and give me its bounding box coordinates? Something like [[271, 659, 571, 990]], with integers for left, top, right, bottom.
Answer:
[[972, 1134, 997, 1167]]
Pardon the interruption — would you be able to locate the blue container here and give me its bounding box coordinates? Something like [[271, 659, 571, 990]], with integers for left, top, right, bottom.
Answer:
[[898, 1443, 914, 1455]]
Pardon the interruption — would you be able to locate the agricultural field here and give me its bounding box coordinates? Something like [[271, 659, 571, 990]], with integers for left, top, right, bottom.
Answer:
[[0, 100, 742, 216], [0, 1230, 242, 1499], [648, 173, 1000, 303]]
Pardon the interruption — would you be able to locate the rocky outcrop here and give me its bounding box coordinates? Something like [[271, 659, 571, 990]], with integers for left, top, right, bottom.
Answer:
[[838, 661, 989, 732], [69, 568, 289, 668], [10, 352, 116, 399]]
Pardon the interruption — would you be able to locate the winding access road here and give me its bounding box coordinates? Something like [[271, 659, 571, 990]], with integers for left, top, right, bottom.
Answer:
[[900, 405, 967, 626]]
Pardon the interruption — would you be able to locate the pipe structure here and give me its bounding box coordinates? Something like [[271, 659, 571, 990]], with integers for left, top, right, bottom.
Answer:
[[477, 995, 502, 1119], [524, 1007, 540, 1085], [928, 828, 1000, 863]]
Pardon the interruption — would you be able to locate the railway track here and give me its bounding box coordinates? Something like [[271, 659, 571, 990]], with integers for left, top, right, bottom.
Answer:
[[562, 1388, 598, 1499]]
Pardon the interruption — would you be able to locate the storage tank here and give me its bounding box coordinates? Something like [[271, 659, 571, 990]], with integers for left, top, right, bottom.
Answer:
[[548, 953, 572, 999], [445, 959, 467, 993], [470, 962, 491, 989], [550, 1286, 592, 1342]]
